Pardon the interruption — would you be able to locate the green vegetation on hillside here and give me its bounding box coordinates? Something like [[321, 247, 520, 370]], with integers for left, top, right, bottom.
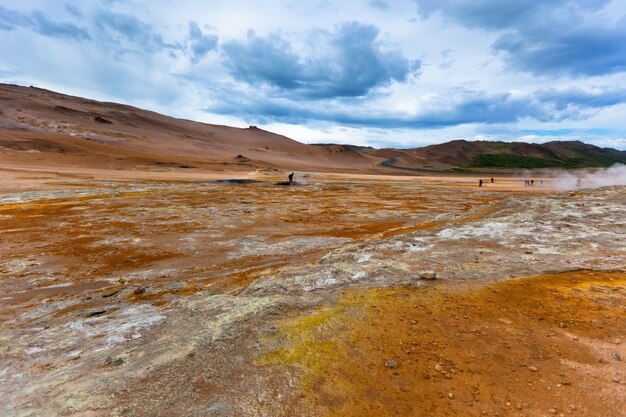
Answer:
[[468, 150, 626, 169], [469, 154, 566, 168], [565, 148, 626, 167]]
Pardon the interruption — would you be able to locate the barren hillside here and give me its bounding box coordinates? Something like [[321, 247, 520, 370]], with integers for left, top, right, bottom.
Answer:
[[0, 84, 384, 174]]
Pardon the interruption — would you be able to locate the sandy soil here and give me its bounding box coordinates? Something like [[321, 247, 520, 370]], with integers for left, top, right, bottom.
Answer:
[[0, 163, 553, 193]]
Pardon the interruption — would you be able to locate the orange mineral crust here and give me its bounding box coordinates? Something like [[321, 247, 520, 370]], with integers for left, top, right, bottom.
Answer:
[[261, 270, 626, 416]]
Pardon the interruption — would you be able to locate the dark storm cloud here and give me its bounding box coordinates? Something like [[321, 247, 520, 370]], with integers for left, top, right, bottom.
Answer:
[[221, 22, 420, 99], [207, 86, 626, 128], [414, 0, 626, 76], [0, 6, 90, 40], [187, 22, 218, 64]]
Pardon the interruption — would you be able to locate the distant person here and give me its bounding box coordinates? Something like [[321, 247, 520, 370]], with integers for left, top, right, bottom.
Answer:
[[577, 177, 581, 187], [524, 179, 528, 187], [479, 179, 483, 188], [288, 172, 294, 183], [490, 177, 494, 184], [530, 179, 534, 187]]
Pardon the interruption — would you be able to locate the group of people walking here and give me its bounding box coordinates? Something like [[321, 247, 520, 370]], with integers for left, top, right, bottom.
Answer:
[[524, 179, 545, 187]]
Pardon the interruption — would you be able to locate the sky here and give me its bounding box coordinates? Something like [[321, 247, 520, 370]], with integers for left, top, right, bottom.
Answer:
[[1, 0, 626, 150]]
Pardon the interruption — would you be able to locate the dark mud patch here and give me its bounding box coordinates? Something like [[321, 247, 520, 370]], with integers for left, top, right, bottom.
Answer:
[[274, 181, 310, 186], [191, 179, 263, 184]]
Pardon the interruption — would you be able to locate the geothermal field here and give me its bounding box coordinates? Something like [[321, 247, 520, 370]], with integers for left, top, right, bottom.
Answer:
[[1, 172, 625, 417], [0, 85, 625, 417]]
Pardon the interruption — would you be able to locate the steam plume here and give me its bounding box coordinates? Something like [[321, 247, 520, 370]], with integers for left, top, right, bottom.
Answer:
[[549, 163, 626, 190]]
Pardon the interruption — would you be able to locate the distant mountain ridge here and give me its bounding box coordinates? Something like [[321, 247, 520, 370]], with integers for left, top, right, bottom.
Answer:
[[358, 139, 626, 170], [1, 83, 625, 172]]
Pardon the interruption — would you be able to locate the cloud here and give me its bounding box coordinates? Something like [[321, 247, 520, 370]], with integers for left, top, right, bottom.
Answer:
[[0, 6, 90, 40], [64, 4, 83, 17], [492, 22, 626, 76], [187, 22, 218, 64], [414, 0, 554, 30], [368, 0, 390, 11], [414, 0, 626, 76], [206, 85, 626, 128], [221, 22, 420, 99], [94, 10, 179, 54], [534, 87, 626, 112]]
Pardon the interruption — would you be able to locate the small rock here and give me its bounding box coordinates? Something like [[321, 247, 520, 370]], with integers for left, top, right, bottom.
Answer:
[[134, 287, 147, 295], [418, 271, 437, 280], [448, 392, 454, 399], [434, 363, 443, 372], [516, 404, 523, 410], [94, 115, 113, 124], [613, 338, 622, 345], [548, 408, 557, 414], [611, 377, 620, 383], [528, 365, 539, 372], [411, 320, 417, 324], [614, 353, 622, 361], [445, 373, 452, 379], [385, 359, 398, 369], [105, 356, 124, 367]]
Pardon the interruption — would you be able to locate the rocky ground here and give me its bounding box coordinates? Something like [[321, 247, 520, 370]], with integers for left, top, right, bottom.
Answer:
[[0, 177, 624, 417]]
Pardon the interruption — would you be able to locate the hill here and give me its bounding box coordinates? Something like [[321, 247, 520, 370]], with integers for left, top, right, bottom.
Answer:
[[370, 139, 626, 171], [1, 83, 625, 174], [0, 84, 382, 174]]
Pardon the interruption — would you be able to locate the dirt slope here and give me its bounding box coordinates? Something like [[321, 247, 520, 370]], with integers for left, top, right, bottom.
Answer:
[[0, 84, 383, 173]]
